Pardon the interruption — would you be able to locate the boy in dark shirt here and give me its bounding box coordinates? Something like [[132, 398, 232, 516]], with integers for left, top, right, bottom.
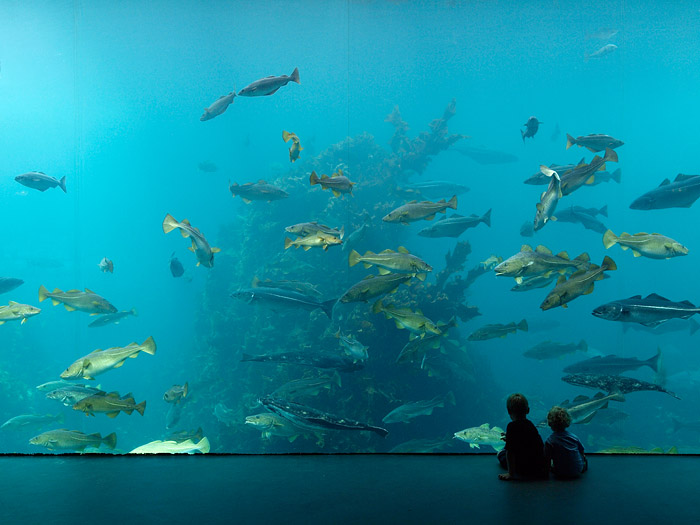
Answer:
[[498, 393, 547, 481]]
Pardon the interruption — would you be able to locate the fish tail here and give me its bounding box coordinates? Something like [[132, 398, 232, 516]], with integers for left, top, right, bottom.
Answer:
[[447, 195, 458, 210], [284, 237, 294, 250], [59, 176, 67, 193], [648, 347, 662, 373], [162, 214, 180, 234], [517, 319, 528, 332], [610, 168, 622, 183], [370, 425, 389, 438], [309, 171, 320, 186], [602, 230, 618, 250], [566, 133, 576, 150], [290, 67, 300, 84], [135, 401, 146, 416], [690, 318, 700, 335], [348, 250, 362, 267], [482, 208, 492, 227], [320, 299, 337, 319], [598, 205, 608, 218], [102, 432, 117, 450], [38, 285, 49, 302], [282, 130, 291, 142], [183, 382, 189, 398], [140, 336, 157, 355], [196, 437, 211, 453], [371, 299, 384, 314], [604, 147, 618, 163], [601, 255, 617, 271]]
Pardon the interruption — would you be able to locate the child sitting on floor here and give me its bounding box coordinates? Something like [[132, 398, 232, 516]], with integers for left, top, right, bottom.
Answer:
[[498, 393, 547, 481], [544, 406, 587, 478]]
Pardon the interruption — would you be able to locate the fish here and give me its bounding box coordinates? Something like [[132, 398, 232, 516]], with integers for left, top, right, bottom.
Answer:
[[87, 308, 138, 328], [238, 67, 300, 97], [169, 252, 185, 277], [241, 351, 363, 373], [60, 336, 157, 380], [519, 220, 534, 237], [592, 294, 700, 326], [38, 286, 117, 314], [630, 174, 700, 210], [282, 130, 303, 162], [559, 204, 609, 219], [15, 172, 67, 193], [494, 245, 590, 283], [523, 163, 577, 185], [45, 384, 105, 406], [382, 196, 457, 224], [396, 332, 446, 368], [1, 413, 64, 432], [200, 91, 236, 121], [382, 393, 454, 424], [566, 133, 624, 152], [555, 207, 607, 234], [229, 180, 289, 203], [97, 257, 113, 273], [335, 331, 369, 362], [260, 396, 388, 437], [284, 222, 343, 239], [467, 319, 527, 341], [585, 43, 618, 61], [342, 216, 371, 253], [36, 380, 75, 392], [231, 287, 336, 318], [533, 166, 562, 231], [563, 348, 662, 375], [588, 168, 621, 186], [0, 301, 40, 325], [453, 145, 518, 165], [540, 256, 616, 310], [162, 214, 221, 268], [0, 277, 23, 295], [510, 274, 558, 292], [521, 116, 541, 141], [349, 246, 432, 280], [550, 393, 626, 426], [339, 273, 413, 303], [309, 169, 354, 197], [372, 299, 443, 339], [603, 230, 688, 259], [523, 340, 587, 360], [284, 232, 343, 251], [562, 373, 680, 399], [245, 413, 305, 442], [166, 428, 204, 443], [198, 161, 218, 173], [623, 318, 700, 336], [402, 180, 470, 199], [129, 437, 210, 454], [453, 423, 505, 452], [272, 372, 342, 399], [73, 391, 146, 418], [417, 209, 491, 238], [164, 383, 188, 404], [251, 276, 321, 298], [560, 149, 618, 196], [29, 429, 117, 452]]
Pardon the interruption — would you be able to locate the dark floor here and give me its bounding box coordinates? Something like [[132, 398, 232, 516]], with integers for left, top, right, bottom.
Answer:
[[0, 454, 695, 524]]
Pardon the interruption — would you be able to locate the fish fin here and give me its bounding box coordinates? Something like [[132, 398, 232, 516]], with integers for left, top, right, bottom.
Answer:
[[586, 175, 595, 185], [348, 250, 361, 267], [566, 134, 575, 149], [535, 245, 552, 255], [0, 321, 5, 325], [556, 251, 569, 260], [113, 360, 126, 368], [377, 268, 391, 275], [658, 178, 671, 187], [520, 245, 533, 252], [632, 250, 641, 257], [562, 303, 568, 308], [583, 284, 595, 295], [242, 198, 252, 204], [303, 246, 312, 251], [106, 412, 120, 418], [602, 230, 617, 249], [332, 190, 341, 197], [416, 273, 426, 281], [425, 214, 436, 221], [64, 304, 76, 312], [136, 401, 146, 416], [187, 246, 195, 252], [211, 247, 221, 253], [515, 277, 523, 284]]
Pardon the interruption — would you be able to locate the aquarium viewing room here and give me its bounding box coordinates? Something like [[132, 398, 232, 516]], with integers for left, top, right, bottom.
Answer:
[[1, 0, 699, 523]]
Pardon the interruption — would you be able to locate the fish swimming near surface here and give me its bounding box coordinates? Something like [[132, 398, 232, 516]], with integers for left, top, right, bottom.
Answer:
[[87, 308, 138, 328], [533, 166, 562, 231], [372, 299, 444, 340], [0, 301, 40, 325], [495, 245, 590, 283], [29, 429, 117, 452], [521, 116, 541, 141], [284, 232, 343, 251], [349, 246, 432, 280], [229, 180, 289, 203], [310, 169, 354, 197], [260, 396, 389, 437], [540, 256, 616, 310], [162, 214, 220, 268], [73, 391, 146, 418], [418, 209, 491, 238], [0, 277, 23, 295], [523, 340, 587, 361], [231, 287, 336, 318], [164, 383, 188, 404], [1, 413, 64, 432], [60, 336, 157, 380], [238, 67, 300, 97], [169, 252, 185, 277], [566, 133, 624, 152], [603, 230, 688, 259], [382, 393, 454, 424], [129, 437, 210, 454], [15, 172, 67, 193], [38, 286, 117, 314], [97, 257, 113, 273], [383, 196, 457, 224], [467, 320, 527, 341], [585, 43, 618, 61], [453, 145, 518, 165], [562, 373, 680, 399], [592, 294, 700, 326], [282, 130, 303, 162], [563, 348, 661, 375], [339, 273, 413, 303], [453, 423, 505, 452], [402, 180, 470, 199], [560, 148, 618, 196], [630, 174, 700, 210], [200, 91, 236, 121], [241, 351, 363, 372]]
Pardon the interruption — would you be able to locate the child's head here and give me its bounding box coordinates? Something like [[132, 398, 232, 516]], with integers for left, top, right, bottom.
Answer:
[[506, 393, 529, 420], [547, 406, 572, 432]]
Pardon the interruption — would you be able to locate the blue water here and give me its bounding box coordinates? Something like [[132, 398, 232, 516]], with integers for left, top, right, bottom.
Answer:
[[1, 0, 699, 454]]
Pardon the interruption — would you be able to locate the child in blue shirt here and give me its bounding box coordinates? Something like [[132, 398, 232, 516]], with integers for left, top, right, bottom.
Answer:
[[544, 406, 587, 478]]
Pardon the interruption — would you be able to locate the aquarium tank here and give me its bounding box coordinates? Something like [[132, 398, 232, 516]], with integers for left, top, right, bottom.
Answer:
[[0, 0, 697, 455]]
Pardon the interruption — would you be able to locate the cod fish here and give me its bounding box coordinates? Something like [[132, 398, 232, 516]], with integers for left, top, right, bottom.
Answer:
[[73, 391, 146, 418], [129, 437, 210, 454], [521, 116, 541, 141], [562, 373, 679, 399], [524, 163, 577, 185], [245, 413, 305, 442], [61, 336, 157, 380], [382, 393, 454, 424], [339, 273, 413, 303], [88, 308, 138, 328], [383, 196, 457, 224], [510, 274, 558, 292], [556, 206, 608, 234], [402, 180, 469, 199], [310, 169, 354, 197], [550, 393, 625, 426], [285, 222, 343, 239], [29, 429, 117, 452], [282, 130, 302, 162], [169, 252, 185, 277], [630, 174, 700, 210], [592, 294, 700, 326], [272, 372, 341, 399], [349, 246, 432, 280], [453, 423, 505, 452], [0, 301, 40, 325], [495, 245, 590, 283], [98, 257, 113, 273], [164, 383, 188, 404], [1, 413, 64, 432], [284, 232, 342, 251], [15, 171, 66, 193], [260, 396, 389, 437], [251, 276, 322, 298], [0, 277, 23, 294], [563, 348, 661, 375], [467, 319, 527, 341], [603, 230, 687, 259], [241, 351, 363, 373], [566, 133, 624, 152], [38, 285, 117, 314], [229, 180, 289, 203], [418, 209, 491, 238], [336, 331, 369, 362], [523, 340, 587, 361], [45, 384, 105, 406], [372, 299, 443, 340], [231, 287, 336, 318], [560, 148, 618, 196], [540, 256, 616, 311], [238, 67, 299, 97], [163, 214, 220, 268], [534, 166, 562, 231], [200, 91, 236, 121]]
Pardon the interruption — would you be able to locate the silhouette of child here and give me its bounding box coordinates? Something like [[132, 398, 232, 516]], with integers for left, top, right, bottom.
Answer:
[[498, 393, 547, 481], [544, 406, 587, 478]]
